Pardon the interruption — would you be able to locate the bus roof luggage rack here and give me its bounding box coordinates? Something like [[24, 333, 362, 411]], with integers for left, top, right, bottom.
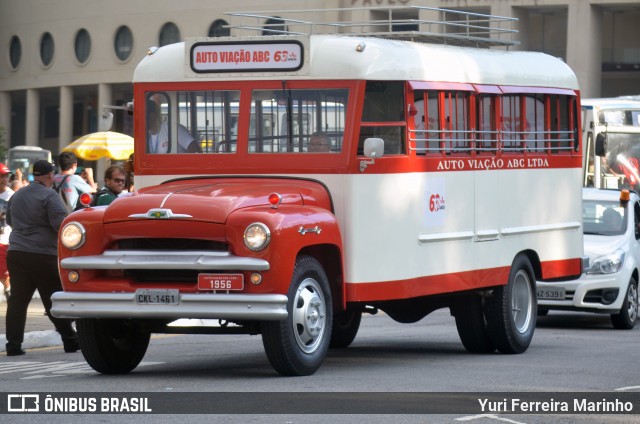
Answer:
[[225, 6, 519, 48]]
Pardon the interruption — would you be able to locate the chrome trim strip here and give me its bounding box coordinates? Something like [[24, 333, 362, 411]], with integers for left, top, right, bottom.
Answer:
[[160, 192, 172, 208], [418, 231, 475, 244], [475, 229, 500, 241], [60, 250, 270, 271], [298, 226, 321, 235], [419, 222, 580, 244], [500, 221, 581, 237], [51, 291, 288, 321]]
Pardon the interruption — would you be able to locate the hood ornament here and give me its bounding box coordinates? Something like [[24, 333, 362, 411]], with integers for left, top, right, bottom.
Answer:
[[129, 208, 193, 219]]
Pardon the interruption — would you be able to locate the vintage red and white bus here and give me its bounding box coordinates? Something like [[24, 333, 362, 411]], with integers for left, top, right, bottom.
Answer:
[[52, 9, 584, 376]]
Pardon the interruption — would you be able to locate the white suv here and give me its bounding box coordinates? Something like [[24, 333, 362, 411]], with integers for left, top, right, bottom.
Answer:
[[537, 188, 639, 329]]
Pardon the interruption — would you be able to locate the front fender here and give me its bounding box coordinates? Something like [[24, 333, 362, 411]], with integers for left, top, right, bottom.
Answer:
[[58, 207, 111, 288], [226, 205, 343, 294]]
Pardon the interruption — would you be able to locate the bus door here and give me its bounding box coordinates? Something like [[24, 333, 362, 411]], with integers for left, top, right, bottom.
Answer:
[[473, 88, 501, 248]]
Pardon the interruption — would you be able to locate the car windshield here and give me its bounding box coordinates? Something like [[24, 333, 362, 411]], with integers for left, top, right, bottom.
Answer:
[[583, 199, 627, 236]]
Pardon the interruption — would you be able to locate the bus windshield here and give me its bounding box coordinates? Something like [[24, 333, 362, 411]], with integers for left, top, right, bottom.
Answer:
[[582, 98, 640, 190], [598, 132, 640, 191], [145, 88, 347, 155], [7, 146, 52, 181]]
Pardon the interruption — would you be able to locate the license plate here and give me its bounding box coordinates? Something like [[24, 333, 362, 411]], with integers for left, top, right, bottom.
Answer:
[[135, 289, 180, 305], [198, 273, 244, 291], [537, 287, 565, 300]]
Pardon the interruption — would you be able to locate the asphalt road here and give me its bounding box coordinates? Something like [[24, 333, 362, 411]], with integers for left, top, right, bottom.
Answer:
[[1, 308, 639, 423]]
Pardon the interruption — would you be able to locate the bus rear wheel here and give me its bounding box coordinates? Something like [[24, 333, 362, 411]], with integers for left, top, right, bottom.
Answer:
[[451, 295, 495, 353], [484, 255, 536, 354], [330, 308, 362, 348]]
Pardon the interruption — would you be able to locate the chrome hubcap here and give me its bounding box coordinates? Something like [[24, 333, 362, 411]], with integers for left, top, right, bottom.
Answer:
[[292, 278, 327, 354], [511, 269, 533, 334]]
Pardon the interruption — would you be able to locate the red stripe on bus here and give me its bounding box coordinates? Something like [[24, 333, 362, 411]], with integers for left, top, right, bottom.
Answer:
[[345, 266, 511, 302], [345, 258, 583, 302]]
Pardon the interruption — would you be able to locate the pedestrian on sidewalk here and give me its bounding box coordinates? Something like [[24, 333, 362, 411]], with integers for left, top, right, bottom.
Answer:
[[54, 151, 96, 214], [0, 163, 15, 300], [4, 160, 79, 356]]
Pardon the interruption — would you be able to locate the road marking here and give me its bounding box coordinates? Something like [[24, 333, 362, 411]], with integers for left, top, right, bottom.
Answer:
[[615, 385, 640, 391], [455, 414, 526, 424], [0, 361, 164, 379]]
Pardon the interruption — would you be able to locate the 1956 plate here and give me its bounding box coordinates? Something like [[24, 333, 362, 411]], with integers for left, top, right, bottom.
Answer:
[[198, 273, 244, 291]]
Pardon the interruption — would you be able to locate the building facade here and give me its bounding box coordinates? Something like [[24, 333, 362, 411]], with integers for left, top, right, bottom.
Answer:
[[1, 0, 639, 160]]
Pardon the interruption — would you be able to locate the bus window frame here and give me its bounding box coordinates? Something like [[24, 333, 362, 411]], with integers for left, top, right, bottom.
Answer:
[[133, 80, 358, 174]]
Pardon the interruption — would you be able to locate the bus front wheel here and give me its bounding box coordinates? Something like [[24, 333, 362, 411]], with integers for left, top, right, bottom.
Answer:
[[77, 318, 150, 374], [261, 255, 333, 376]]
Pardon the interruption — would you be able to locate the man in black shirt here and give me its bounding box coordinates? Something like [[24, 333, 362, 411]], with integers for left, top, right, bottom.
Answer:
[[5, 160, 79, 356]]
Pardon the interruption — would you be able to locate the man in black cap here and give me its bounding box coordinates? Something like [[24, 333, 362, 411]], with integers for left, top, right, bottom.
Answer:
[[4, 160, 79, 356]]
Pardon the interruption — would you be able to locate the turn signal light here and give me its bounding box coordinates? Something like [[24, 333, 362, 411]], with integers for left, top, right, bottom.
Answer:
[[250, 273, 262, 285]]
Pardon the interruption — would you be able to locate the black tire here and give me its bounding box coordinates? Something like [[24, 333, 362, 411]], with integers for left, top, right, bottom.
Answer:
[[261, 255, 332, 376], [77, 318, 150, 374], [451, 295, 496, 353], [330, 308, 362, 348], [611, 278, 638, 330], [484, 255, 537, 354]]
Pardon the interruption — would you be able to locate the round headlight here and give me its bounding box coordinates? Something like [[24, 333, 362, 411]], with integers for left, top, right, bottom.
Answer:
[[244, 222, 271, 251], [61, 222, 86, 250]]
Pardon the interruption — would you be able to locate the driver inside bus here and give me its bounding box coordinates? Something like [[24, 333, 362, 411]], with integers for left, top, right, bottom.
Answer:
[[307, 131, 332, 152], [146, 99, 202, 154]]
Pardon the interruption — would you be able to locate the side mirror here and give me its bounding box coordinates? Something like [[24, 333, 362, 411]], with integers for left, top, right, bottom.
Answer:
[[595, 133, 607, 157], [360, 138, 384, 172], [364, 137, 384, 159]]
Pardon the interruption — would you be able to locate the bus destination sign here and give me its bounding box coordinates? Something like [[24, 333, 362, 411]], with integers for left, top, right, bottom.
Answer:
[[190, 40, 304, 73]]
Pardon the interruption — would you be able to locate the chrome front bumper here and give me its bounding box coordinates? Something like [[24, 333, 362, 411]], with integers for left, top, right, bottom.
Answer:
[[51, 291, 288, 321], [60, 250, 270, 271]]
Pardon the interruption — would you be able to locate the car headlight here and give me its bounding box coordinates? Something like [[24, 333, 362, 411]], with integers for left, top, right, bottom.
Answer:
[[244, 222, 271, 251], [587, 249, 625, 274], [60, 222, 86, 250]]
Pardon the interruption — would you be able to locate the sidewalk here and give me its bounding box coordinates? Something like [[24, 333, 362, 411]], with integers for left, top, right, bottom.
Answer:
[[0, 293, 65, 353]]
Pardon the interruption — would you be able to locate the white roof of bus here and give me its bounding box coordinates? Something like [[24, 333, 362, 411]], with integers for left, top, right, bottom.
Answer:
[[134, 35, 578, 91]]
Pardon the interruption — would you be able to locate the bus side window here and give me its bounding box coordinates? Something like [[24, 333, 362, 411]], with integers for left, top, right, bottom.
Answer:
[[361, 81, 404, 122], [476, 94, 495, 151], [358, 81, 406, 155], [549, 94, 576, 153], [358, 126, 405, 155], [146, 93, 171, 154]]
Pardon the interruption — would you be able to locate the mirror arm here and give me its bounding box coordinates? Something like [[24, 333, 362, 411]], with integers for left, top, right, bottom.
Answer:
[[359, 153, 377, 173]]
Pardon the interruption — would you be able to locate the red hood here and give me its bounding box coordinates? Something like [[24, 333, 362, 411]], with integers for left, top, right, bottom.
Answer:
[[103, 177, 332, 224]]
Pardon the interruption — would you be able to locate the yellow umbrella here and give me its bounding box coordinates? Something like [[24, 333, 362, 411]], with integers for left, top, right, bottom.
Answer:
[[64, 131, 134, 161]]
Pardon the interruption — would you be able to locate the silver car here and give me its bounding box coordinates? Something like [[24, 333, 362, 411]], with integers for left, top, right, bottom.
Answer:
[[537, 188, 639, 329]]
